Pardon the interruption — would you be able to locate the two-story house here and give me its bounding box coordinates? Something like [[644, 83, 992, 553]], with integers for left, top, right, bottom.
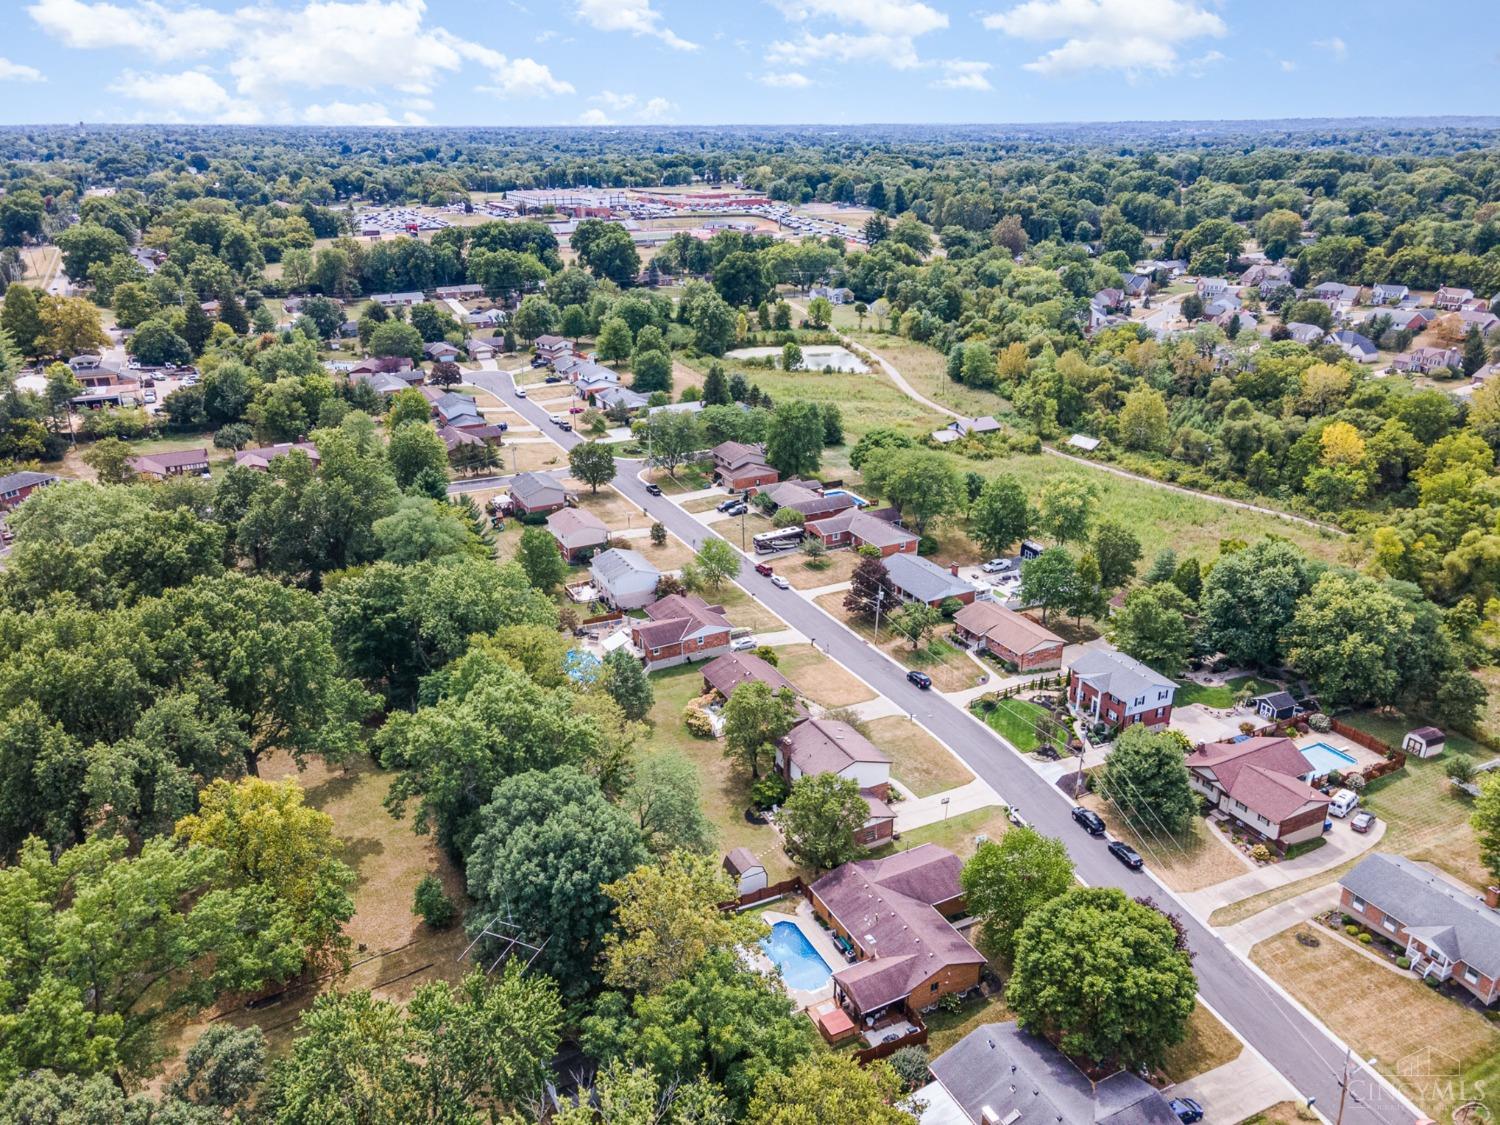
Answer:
[[1185, 736, 1331, 849], [776, 717, 894, 846], [1067, 647, 1176, 731], [710, 441, 779, 491]]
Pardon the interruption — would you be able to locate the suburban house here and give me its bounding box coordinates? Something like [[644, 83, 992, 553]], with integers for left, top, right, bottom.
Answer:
[[1186, 736, 1331, 849], [1366, 307, 1428, 335], [1435, 287, 1476, 311], [931, 416, 1002, 445], [1313, 281, 1362, 305], [370, 290, 424, 307], [0, 470, 58, 510], [1339, 853, 1500, 1005], [577, 372, 625, 399], [1122, 273, 1152, 299], [952, 602, 1064, 671], [546, 507, 611, 562], [1251, 691, 1299, 722], [809, 846, 986, 1026], [353, 370, 412, 397], [918, 1022, 1180, 1125], [76, 367, 126, 388], [423, 341, 461, 362], [777, 717, 895, 846], [883, 553, 980, 608], [1372, 282, 1410, 305], [803, 508, 918, 556], [233, 442, 320, 471], [1328, 330, 1379, 363], [1067, 647, 1176, 731], [1285, 322, 1326, 345], [589, 547, 661, 610], [508, 472, 572, 516], [711, 441, 780, 491], [1196, 277, 1230, 298], [466, 338, 496, 361], [594, 387, 650, 414], [129, 449, 210, 479], [350, 356, 417, 379], [761, 480, 857, 521], [433, 392, 483, 427], [68, 353, 102, 370], [1093, 287, 1125, 312], [1394, 347, 1463, 374], [632, 593, 734, 670], [700, 651, 799, 703], [1241, 264, 1291, 287], [533, 334, 572, 363], [434, 283, 484, 300], [723, 848, 767, 898], [1403, 726, 1447, 758]]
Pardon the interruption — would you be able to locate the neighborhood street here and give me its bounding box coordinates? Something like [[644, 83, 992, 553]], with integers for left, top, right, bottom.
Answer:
[[468, 362, 1417, 1125]]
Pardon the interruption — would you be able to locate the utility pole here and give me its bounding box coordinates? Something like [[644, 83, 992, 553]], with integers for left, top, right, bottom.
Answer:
[[873, 587, 885, 642], [1334, 1047, 1352, 1125]]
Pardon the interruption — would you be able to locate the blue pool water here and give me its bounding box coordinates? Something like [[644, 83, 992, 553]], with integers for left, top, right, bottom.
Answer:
[[1300, 741, 1358, 778], [761, 921, 833, 990], [823, 489, 869, 507]]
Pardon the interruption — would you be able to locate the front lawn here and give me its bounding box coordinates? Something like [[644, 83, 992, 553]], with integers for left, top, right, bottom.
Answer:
[[865, 715, 974, 798], [774, 644, 874, 708], [1252, 928, 1500, 1123], [973, 696, 1053, 753], [1173, 675, 1266, 710], [1082, 796, 1252, 893], [814, 591, 983, 692], [884, 806, 1010, 859], [1158, 1004, 1244, 1083]]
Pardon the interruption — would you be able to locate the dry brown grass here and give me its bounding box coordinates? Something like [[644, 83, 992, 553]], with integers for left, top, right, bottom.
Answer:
[[782, 548, 863, 590], [866, 715, 973, 798], [775, 643, 875, 708], [713, 585, 788, 634], [503, 441, 569, 474], [569, 485, 645, 530], [813, 591, 985, 692], [1082, 795, 1252, 893], [1158, 1004, 1243, 1083], [1251, 928, 1500, 1123]]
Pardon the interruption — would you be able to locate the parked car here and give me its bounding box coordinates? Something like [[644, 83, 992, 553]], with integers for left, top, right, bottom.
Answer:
[[644, 482, 662, 496], [717, 495, 743, 512], [142, 390, 156, 404], [549, 413, 562, 424], [906, 670, 933, 690], [1071, 807, 1106, 836], [723, 502, 747, 516], [1170, 1098, 1204, 1124], [730, 637, 757, 652], [981, 558, 1011, 573], [754, 562, 774, 577], [559, 420, 572, 432], [1329, 789, 1359, 818], [1108, 841, 1144, 870], [515, 387, 527, 398], [770, 575, 790, 590], [544, 374, 563, 383], [569, 405, 584, 414], [1350, 810, 1376, 834], [530, 355, 549, 368]]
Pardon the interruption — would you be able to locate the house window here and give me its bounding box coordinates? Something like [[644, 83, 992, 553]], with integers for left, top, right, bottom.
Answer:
[[1464, 967, 1480, 985], [930, 982, 940, 993], [1381, 918, 1397, 933], [1350, 895, 1366, 912], [651, 648, 660, 657]]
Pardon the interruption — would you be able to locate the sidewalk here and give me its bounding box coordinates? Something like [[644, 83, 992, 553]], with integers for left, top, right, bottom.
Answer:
[[1216, 884, 1342, 954], [752, 628, 806, 647], [802, 579, 852, 599], [1172, 1048, 1299, 1123], [894, 776, 1001, 832], [1180, 819, 1384, 914]]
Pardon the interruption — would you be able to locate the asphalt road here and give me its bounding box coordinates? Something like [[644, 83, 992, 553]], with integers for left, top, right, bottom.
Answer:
[[468, 365, 1416, 1125]]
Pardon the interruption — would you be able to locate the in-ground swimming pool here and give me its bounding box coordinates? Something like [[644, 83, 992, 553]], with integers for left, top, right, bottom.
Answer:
[[761, 920, 833, 990], [1300, 741, 1358, 779]]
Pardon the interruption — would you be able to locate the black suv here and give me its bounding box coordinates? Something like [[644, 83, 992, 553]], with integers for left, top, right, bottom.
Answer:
[[1070, 807, 1106, 836], [906, 670, 933, 690], [1108, 841, 1144, 870]]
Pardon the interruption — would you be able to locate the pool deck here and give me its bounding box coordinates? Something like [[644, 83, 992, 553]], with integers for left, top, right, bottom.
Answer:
[[758, 901, 846, 1010]]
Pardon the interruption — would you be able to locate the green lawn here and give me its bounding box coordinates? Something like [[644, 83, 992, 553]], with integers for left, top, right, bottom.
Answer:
[[1340, 708, 1490, 759], [1173, 675, 1267, 709], [973, 697, 1053, 752]]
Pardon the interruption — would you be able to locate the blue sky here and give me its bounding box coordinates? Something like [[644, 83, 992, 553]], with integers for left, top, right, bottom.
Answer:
[[0, 0, 1496, 127]]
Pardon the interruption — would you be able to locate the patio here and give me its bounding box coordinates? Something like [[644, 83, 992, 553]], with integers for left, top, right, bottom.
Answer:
[[1290, 730, 1386, 775], [755, 900, 845, 1011]]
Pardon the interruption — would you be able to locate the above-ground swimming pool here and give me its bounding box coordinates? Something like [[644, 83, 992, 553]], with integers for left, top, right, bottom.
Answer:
[[1300, 740, 1358, 778], [823, 489, 869, 507], [761, 920, 833, 990]]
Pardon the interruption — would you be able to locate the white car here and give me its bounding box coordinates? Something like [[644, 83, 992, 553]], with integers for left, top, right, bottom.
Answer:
[[549, 412, 562, 424], [515, 387, 527, 398], [770, 575, 790, 590], [730, 636, 757, 652], [981, 558, 1012, 573]]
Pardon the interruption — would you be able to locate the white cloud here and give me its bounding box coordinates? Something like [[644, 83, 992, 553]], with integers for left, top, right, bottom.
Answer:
[[982, 0, 1227, 76], [573, 0, 696, 50], [1280, 59, 1296, 72], [759, 71, 812, 87], [584, 90, 675, 122], [1314, 36, 1347, 61], [302, 100, 400, 125], [768, 31, 923, 70], [1185, 49, 1225, 76], [107, 68, 262, 122], [770, 0, 947, 37], [931, 59, 993, 91], [638, 96, 673, 121], [28, 0, 235, 60], [0, 58, 45, 82], [578, 107, 612, 125]]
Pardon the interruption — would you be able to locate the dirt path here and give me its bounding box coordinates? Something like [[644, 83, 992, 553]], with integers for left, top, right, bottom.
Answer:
[[791, 296, 1345, 538]]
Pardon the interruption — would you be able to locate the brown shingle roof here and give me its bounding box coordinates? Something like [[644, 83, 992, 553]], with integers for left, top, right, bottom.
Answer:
[[635, 593, 732, 648], [954, 602, 1063, 655], [779, 717, 889, 776], [701, 652, 797, 699], [546, 507, 610, 551]]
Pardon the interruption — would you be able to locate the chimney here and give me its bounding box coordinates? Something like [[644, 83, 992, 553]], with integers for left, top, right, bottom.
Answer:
[[950, 563, 960, 576], [1486, 885, 1500, 910]]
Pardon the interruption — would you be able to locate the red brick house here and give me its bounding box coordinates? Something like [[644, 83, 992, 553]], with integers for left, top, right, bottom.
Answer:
[[1340, 853, 1500, 1005], [882, 553, 980, 608], [810, 846, 986, 1023], [129, 449, 210, 479], [0, 471, 58, 511], [631, 593, 733, 670], [776, 717, 894, 847], [711, 441, 779, 491], [1186, 736, 1330, 848], [953, 602, 1064, 671], [546, 507, 610, 562], [803, 508, 917, 556], [1067, 646, 1176, 731]]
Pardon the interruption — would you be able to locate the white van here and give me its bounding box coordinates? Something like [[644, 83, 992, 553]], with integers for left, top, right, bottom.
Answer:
[[1329, 789, 1359, 818]]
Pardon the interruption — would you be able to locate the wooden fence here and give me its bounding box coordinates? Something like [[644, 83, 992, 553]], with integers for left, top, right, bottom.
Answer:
[[720, 876, 806, 912], [1330, 718, 1397, 757], [854, 1017, 928, 1066]]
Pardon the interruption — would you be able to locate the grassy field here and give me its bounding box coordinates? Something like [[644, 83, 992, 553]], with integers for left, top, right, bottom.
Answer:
[[643, 663, 798, 881], [774, 643, 874, 708], [1209, 751, 1486, 926], [974, 696, 1053, 752], [1341, 708, 1491, 759], [1252, 928, 1500, 1123], [813, 592, 984, 691], [715, 584, 788, 634], [161, 753, 472, 1069], [866, 715, 973, 797], [882, 805, 1010, 859], [1174, 675, 1267, 709]]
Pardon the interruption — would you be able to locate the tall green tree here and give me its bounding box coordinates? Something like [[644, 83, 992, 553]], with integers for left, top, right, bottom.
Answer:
[[1200, 539, 1312, 669], [722, 682, 800, 779], [777, 773, 868, 870], [568, 440, 616, 493], [621, 754, 715, 855], [1109, 584, 1194, 676], [969, 475, 1031, 556], [1091, 520, 1143, 590], [961, 827, 1076, 960], [764, 399, 825, 479], [604, 646, 654, 721], [1035, 475, 1098, 543], [1019, 547, 1078, 625], [1096, 725, 1197, 836]]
